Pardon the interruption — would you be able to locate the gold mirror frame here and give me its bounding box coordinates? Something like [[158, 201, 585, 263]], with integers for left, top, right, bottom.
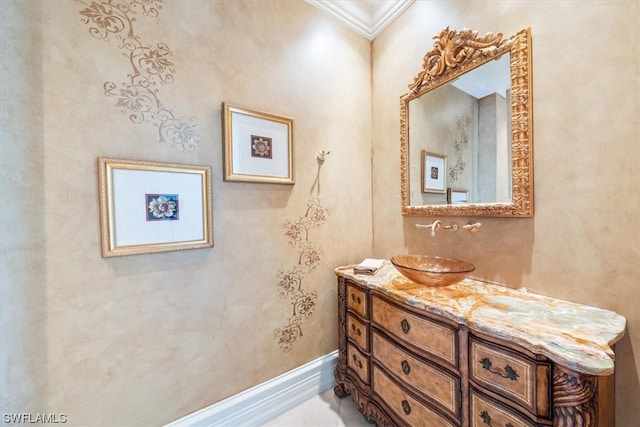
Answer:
[[400, 27, 533, 217]]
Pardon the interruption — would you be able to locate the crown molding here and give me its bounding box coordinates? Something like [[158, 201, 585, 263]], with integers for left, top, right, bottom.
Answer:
[[306, 0, 415, 40]]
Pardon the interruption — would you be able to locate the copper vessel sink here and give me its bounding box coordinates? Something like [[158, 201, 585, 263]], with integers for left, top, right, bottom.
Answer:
[[391, 255, 475, 287]]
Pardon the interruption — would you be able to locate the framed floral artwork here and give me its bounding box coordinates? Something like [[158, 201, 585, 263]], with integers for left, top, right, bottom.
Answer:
[[421, 150, 447, 193], [222, 102, 294, 184], [97, 157, 213, 257]]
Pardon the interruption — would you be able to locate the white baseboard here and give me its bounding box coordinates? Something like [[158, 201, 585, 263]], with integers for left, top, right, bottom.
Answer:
[[165, 350, 338, 427]]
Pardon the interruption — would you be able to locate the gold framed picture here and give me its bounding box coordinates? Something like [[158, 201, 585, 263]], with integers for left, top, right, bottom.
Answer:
[[97, 157, 213, 257], [421, 150, 447, 193], [222, 102, 294, 184]]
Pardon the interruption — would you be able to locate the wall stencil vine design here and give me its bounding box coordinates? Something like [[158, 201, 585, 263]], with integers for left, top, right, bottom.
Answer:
[[77, 0, 200, 152], [274, 198, 330, 352], [449, 115, 471, 183]]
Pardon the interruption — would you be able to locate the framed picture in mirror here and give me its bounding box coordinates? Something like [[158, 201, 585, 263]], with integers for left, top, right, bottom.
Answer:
[[447, 188, 470, 204], [421, 151, 447, 193]]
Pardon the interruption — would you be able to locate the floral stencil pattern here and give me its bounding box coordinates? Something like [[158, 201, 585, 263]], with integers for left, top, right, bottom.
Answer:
[[77, 0, 199, 152], [449, 115, 472, 183], [274, 198, 330, 352]]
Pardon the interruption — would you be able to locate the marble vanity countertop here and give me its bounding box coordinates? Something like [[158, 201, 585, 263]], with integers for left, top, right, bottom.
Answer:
[[336, 262, 627, 376]]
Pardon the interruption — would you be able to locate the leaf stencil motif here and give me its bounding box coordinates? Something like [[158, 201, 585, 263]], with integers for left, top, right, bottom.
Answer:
[[449, 115, 471, 183], [77, 0, 199, 152], [274, 198, 330, 352]]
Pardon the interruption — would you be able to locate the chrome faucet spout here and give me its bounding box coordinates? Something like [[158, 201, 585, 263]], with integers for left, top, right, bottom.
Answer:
[[415, 220, 442, 237], [430, 220, 442, 237]]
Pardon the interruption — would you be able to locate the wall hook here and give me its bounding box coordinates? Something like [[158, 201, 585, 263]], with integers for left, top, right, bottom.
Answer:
[[317, 150, 331, 163]]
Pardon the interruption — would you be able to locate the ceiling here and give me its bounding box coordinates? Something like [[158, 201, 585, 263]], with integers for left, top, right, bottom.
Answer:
[[451, 54, 511, 99], [305, 0, 415, 40], [305, 1, 506, 99]]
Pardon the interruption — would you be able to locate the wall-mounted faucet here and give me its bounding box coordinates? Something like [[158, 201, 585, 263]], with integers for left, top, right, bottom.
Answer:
[[416, 220, 442, 237], [416, 220, 468, 237], [443, 222, 459, 232]]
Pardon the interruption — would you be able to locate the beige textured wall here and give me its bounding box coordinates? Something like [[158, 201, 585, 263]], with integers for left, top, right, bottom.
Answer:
[[3, 0, 639, 425], [1, 0, 372, 425], [0, 0, 48, 418], [372, 1, 640, 426]]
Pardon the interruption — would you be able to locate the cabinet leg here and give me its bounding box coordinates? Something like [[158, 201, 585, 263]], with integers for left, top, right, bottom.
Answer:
[[334, 382, 349, 398]]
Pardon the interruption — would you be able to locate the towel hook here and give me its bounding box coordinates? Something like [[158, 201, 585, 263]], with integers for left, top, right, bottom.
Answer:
[[317, 150, 331, 163]]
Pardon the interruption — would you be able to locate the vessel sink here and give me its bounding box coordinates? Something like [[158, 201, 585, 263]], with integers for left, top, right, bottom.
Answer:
[[390, 255, 475, 287]]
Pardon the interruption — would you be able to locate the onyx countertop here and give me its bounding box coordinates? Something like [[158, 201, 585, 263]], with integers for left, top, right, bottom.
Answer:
[[336, 262, 626, 376]]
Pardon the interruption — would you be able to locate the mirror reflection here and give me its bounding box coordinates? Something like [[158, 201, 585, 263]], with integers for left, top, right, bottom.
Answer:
[[409, 54, 511, 206], [400, 27, 534, 217]]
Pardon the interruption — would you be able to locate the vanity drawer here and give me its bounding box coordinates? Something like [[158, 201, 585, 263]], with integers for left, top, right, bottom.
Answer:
[[372, 296, 457, 368], [347, 343, 369, 384], [469, 337, 537, 414], [347, 283, 368, 319], [347, 313, 368, 351], [470, 387, 535, 427], [373, 365, 458, 427], [373, 331, 460, 419]]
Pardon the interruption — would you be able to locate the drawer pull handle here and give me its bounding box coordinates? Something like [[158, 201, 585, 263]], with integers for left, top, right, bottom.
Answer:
[[401, 399, 411, 415], [352, 354, 363, 369], [480, 357, 519, 381], [350, 323, 362, 336], [401, 360, 411, 375], [400, 319, 411, 334], [480, 410, 514, 427], [350, 293, 362, 305]]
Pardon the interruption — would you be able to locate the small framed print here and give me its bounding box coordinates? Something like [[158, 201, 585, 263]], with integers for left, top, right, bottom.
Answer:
[[447, 188, 470, 204], [97, 157, 213, 257], [222, 102, 294, 184], [421, 150, 447, 193]]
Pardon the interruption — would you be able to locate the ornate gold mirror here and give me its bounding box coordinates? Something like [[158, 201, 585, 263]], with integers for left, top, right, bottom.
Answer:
[[401, 27, 533, 217]]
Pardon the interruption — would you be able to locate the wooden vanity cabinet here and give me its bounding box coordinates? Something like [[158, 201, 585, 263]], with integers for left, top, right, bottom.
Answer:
[[371, 294, 463, 426], [340, 279, 371, 400], [467, 331, 553, 426], [334, 277, 616, 427]]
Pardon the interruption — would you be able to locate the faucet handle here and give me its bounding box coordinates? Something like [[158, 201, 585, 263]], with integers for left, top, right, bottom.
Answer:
[[462, 222, 481, 233]]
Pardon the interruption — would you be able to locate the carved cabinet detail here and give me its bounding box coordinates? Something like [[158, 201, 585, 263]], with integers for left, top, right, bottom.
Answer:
[[334, 273, 623, 427]]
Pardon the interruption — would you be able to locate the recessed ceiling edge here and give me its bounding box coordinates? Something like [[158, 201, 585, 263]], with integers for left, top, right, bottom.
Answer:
[[306, 0, 415, 40]]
